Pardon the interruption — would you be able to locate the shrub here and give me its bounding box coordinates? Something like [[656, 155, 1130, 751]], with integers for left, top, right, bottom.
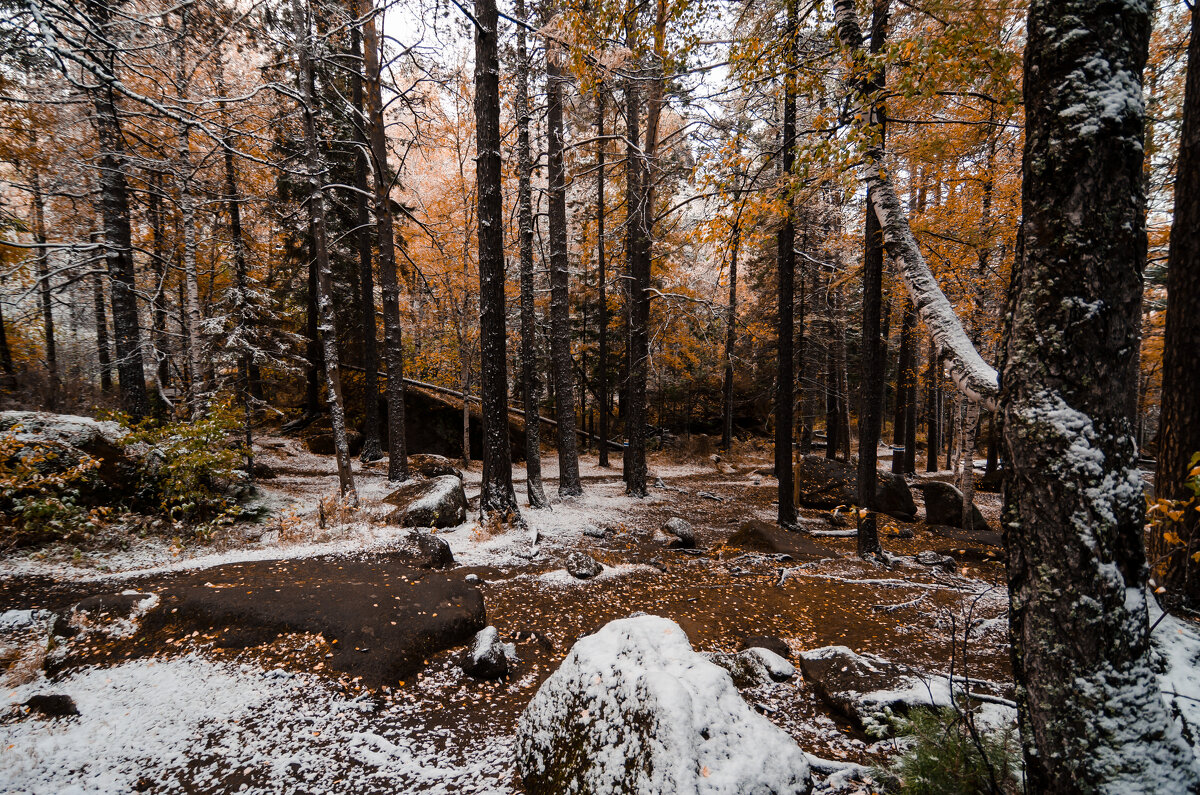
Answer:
[[878, 706, 1022, 794], [121, 400, 248, 528]]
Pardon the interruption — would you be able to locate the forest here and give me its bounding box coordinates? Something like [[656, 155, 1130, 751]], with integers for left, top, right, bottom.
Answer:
[[0, 0, 1198, 791]]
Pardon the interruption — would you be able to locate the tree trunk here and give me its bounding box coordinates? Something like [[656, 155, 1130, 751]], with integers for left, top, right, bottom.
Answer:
[[515, 0, 548, 506], [623, 72, 649, 498], [175, 9, 205, 416], [892, 298, 915, 473], [547, 49, 582, 497], [29, 166, 57, 407], [0, 295, 14, 391], [776, 0, 798, 528], [722, 216, 740, 454], [296, 0, 357, 505], [92, 265, 112, 395], [304, 242, 322, 416], [926, 336, 940, 471], [1001, 0, 1196, 788], [92, 83, 148, 418], [359, 0, 408, 482], [350, 27, 383, 463], [147, 171, 171, 399], [1157, 5, 1200, 605], [855, 0, 890, 559], [474, 0, 520, 518], [596, 89, 611, 469]]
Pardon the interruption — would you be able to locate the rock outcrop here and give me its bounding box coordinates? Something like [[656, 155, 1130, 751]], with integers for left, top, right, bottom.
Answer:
[[384, 476, 468, 528]]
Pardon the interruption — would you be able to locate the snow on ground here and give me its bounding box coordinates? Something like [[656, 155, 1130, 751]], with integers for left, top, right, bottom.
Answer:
[[1, 655, 515, 794]]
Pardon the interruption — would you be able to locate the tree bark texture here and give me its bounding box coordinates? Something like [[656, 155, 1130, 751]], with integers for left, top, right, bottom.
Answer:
[[360, 0, 409, 482], [776, 0, 798, 528], [596, 89, 611, 469], [1001, 0, 1196, 788], [547, 51, 582, 497], [474, 0, 520, 518], [623, 74, 650, 498], [297, 0, 357, 505]]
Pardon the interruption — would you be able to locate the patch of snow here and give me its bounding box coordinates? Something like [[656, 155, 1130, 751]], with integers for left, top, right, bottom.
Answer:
[[0, 655, 515, 794]]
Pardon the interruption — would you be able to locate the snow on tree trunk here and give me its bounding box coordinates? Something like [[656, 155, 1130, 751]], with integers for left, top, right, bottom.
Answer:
[[547, 49, 582, 498], [296, 0, 356, 506], [776, 0, 798, 529], [832, 0, 998, 409], [473, 0, 520, 519], [1001, 0, 1198, 788], [349, 26, 383, 465], [623, 73, 649, 499], [359, 0, 408, 483], [515, 0, 547, 507]]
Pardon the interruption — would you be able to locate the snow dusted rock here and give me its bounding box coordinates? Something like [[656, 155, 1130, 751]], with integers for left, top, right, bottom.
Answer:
[[793, 456, 916, 521], [797, 646, 953, 733], [303, 429, 364, 457], [461, 626, 516, 680], [916, 481, 988, 532], [566, 552, 604, 580], [408, 453, 464, 480], [706, 648, 796, 688], [662, 517, 696, 549], [582, 524, 609, 539], [515, 615, 812, 795], [739, 634, 792, 661], [384, 476, 468, 528], [913, 550, 957, 571], [395, 530, 455, 569]]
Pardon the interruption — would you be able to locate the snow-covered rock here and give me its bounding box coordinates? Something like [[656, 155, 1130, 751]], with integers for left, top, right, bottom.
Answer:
[[706, 647, 796, 688], [393, 530, 455, 569], [384, 476, 468, 528], [662, 517, 696, 548], [1149, 595, 1200, 753], [515, 614, 811, 794], [461, 626, 515, 680], [566, 552, 603, 579], [407, 453, 463, 480]]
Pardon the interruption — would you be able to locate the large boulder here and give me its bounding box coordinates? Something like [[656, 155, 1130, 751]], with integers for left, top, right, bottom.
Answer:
[[566, 552, 603, 580], [408, 453, 463, 479], [392, 530, 455, 569], [792, 455, 916, 521], [917, 481, 989, 533], [384, 476, 468, 528], [0, 411, 137, 504], [516, 615, 811, 795]]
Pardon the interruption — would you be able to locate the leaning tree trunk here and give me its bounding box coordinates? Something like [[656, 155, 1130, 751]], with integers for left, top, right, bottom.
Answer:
[[547, 46, 582, 497], [776, 0, 798, 528], [175, 10, 205, 416], [147, 171, 171, 400], [296, 0, 357, 505], [853, 0, 890, 559], [515, 0, 547, 506], [91, 264, 112, 394], [1001, 0, 1197, 788], [350, 26, 383, 463], [1157, 4, 1200, 605], [360, 0, 408, 482], [474, 0, 520, 519]]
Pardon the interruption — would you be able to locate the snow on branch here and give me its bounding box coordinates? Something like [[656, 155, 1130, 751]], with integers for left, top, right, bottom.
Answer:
[[831, 0, 1000, 408]]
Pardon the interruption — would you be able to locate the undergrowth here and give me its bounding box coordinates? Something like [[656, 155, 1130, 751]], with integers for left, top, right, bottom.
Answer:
[[876, 706, 1022, 794]]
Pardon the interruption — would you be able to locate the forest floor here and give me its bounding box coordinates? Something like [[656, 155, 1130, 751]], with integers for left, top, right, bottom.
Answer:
[[0, 436, 1016, 793]]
